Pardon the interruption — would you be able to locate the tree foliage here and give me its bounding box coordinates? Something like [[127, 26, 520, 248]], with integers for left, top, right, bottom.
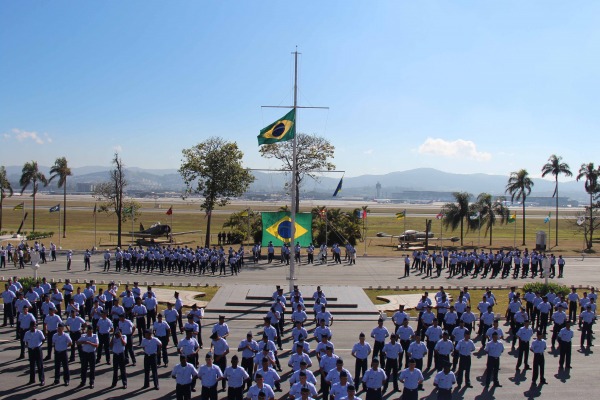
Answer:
[[0, 166, 13, 232], [93, 153, 127, 247], [311, 206, 362, 246], [19, 161, 47, 232], [48, 157, 72, 238], [442, 192, 472, 246], [541, 154, 572, 246], [179, 137, 254, 247], [223, 209, 263, 244], [467, 193, 510, 246], [505, 169, 533, 246], [259, 133, 335, 212], [576, 162, 600, 250]]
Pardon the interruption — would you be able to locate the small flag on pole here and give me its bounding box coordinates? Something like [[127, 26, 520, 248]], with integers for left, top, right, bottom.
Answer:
[[166, 206, 173, 215], [362, 209, 367, 219], [508, 213, 517, 223], [395, 210, 406, 220], [240, 210, 249, 217], [49, 204, 60, 213], [469, 211, 480, 220], [577, 216, 585, 226], [436, 212, 444, 220], [13, 202, 24, 210], [333, 177, 343, 197], [544, 212, 551, 223]]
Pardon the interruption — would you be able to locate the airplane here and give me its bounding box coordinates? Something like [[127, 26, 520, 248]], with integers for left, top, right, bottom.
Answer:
[[127, 222, 201, 242], [373, 198, 392, 204], [376, 230, 459, 243]]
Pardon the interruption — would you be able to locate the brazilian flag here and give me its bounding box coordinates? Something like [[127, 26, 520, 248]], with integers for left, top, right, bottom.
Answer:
[[257, 109, 296, 145], [262, 211, 312, 246]]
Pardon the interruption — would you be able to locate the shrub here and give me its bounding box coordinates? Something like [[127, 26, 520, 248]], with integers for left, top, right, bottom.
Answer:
[[16, 277, 42, 292], [523, 282, 570, 297]]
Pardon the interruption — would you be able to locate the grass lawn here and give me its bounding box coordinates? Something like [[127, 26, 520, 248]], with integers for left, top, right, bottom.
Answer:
[[364, 288, 513, 317]]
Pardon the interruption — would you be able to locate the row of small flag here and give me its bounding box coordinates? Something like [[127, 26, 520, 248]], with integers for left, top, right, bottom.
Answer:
[[13, 203, 175, 216]]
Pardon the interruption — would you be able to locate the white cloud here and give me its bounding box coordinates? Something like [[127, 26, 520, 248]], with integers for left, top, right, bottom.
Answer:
[[114, 145, 123, 153], [417, 137, 491, 161], [6, 129, 51, 145]]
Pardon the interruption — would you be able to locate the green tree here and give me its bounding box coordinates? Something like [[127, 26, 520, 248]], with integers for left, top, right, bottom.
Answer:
[[468, 193, 510, 246], [93, 153, 127, 247], [505, 169, 534, 246], [576, 162, 600, 250], [259, 134, 335, 213], [541, 154, 572, 247], [311, 206, 362, 246], [180, 137, 255, 248], [223, 209, 262, 244], [48, 157, 72, 238], [19, 161, 47, 232], [441, 192, 472, 246], [0, 166, 13, 232]]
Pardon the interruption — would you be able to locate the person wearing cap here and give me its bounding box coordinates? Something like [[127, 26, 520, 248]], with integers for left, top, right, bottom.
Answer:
[[261, 318, 282, 371], [96, 310, 114, 365], [361, 358, 386, 400], [246, 373, 275, 400], [255, 355, 282, 391], [237, 331, 259, 390], [316, 334, 334, 361], [381, 334, 401, 392], [172, 355, 199, 400], [43, 307, 62, 361], [66, 309, 85, 362], [224, 355, 250, 400], [327, 358, 354, 392], [110, 328, 128, 389], [511, 306, 528, 350], [17, 305, 36, 359], [199, 352, 224, 400], [288, 342, 312, 371], [370, 318, 389, 369], [289, 360, 317, 386], [450, 319, 467, 370], [399, 358, 424, 399], [187, 303, 205, 348], [178, 328, 201, 389], [213, 315, 230, 339], [164, 302, 180, 346], [395, 318, 414, 367], [557, 321, 573, 370], [424, 318, 442, 370], [292, 303, 308, 326], [319, 344, 338, 398], [52, 322, 72, 385], [24, 320, 45, 386], [118, 313, 136, 365], [454, 331, 475, 388], [78, 325, 98, 388], [266, 306, 283, 348], [392, 305, 409, 334], [210, 331, 230, 391], [434, 331, 454, 372], [433, 362, 456, 400], [133, 297, 148, 346], [143, 287, 158, 330], [316, 304, 334, 327], [479, 306, 495, 349], [579, 304, 595, 349], [419, 303, 435, 339], [516, 319, 533, 371], [154, 313, 171, 366], [485, 320, 504, 346], [530, 330, 547, 385], [484, 331, 504, 387], [289, 371, 318, 400], [315, 318, 333, 343], [291, 320, 309, 343], [254, 346, 276, 375], [351, 332, 371, 387], [551, 304, 567, 349], [141, 329, 162, 390]]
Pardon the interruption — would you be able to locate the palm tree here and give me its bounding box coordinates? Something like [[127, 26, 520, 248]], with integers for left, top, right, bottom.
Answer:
[[468, 193, 509, 247], [505, 169, 534, 246], [0, 166, 14, 232], [576, 163, 599, 250], [19, 161, 47, 232], [541, 154, 572, 247], [442, 192, 471, 246], [48, 157, 72, 238]]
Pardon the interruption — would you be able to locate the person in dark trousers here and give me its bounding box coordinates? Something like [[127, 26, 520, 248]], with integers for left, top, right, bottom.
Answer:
[[24, 321, 45, 386]]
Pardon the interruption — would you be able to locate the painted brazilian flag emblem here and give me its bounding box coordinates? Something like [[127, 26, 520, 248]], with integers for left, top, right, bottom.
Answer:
[[257, 109, 296, 145], [262, 211, 312, 246]]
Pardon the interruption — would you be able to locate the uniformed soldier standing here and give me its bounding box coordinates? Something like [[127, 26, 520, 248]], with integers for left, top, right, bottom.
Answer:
[[78, 325, 98, 388], [224, 355, 250, 400], [24, 321, 45, 386], [238, 331, 259, 390], [110, 328, 128, 389], [454, 331, 475, 388], [198, 352, 224, 400], [530, 331, 547, 385], [172, 355, 199, 400], [141, 329, 162, 390], [557, 321, 574, 369], [399, 358, 424, 400], [118, 313, 136, 365], [484, 332, 504, 387], [361, 358, 386, 400], [433, 363, 456, 400], [53, 323, 72, 386], [154, 313, 171, 366]]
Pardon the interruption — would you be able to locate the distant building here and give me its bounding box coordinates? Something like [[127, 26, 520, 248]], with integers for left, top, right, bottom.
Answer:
[[391, 191, 456, 203], [376, 182, 381, 198], [75, 182, 95, 193]]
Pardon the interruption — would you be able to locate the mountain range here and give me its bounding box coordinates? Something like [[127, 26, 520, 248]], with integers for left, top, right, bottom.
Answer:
[[2, 165, 590, 201]]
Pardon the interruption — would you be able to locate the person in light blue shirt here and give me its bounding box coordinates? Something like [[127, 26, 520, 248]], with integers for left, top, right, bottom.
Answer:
[[516, 320, 533, 370], [154, 313, 171, 366], [238, 332, 259, 390], [433, 363, 456, 400], [199, 352, 224, 400], [78, 326, 99, 389], [484, 333, 504, 387], [163, 302, 180, 346], [144, 292, 158, 330], [142, 329, 163, 390], [96, 312, 113, 364], [24, 321, 45, 386], [361, 358, 386, 399], [172, 355, 199, 399], [2, 284, 16, 326], [246, 374, 275, 400], [454, 332, 475, 388], [224, 355, 250, 400], [530, 331, 547, 385], [118, 314, 136, 365], [18, 306, 36, 359], [110, 329, 128, 388], [399, 359, 424, 400], [558, 321, 574, 369], [52, 323, 72, 386], [44, 308, 63, 361]]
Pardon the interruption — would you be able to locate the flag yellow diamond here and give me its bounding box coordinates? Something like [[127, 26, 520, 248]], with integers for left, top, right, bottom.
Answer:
[[265, 216, 308, 243]]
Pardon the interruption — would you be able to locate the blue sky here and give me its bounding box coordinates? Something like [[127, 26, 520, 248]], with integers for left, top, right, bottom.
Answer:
[[1, 1, 599, 179]]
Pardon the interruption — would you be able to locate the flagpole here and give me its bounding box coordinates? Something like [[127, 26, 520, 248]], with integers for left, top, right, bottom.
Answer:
[[440, 215, 443, 252], [288, 49, 300, 293], [478, 214, 481, 248], [94, 204, 97, 250], [404, 210, 407, 249], [548, 213, 551, 251], [513, 213, 517, 249], [325, 209, 328, 246], [363, 209, 367, 256], [58, 207, 61, 247]]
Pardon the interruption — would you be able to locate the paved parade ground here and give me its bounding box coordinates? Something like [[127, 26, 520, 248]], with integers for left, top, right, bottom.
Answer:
[[0, 254, 597, 399]]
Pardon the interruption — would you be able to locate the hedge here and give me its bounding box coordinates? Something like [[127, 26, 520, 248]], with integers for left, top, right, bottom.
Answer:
[[523, 282, 570, 297]]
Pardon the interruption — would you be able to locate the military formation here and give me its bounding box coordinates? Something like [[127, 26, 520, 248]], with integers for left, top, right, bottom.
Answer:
[[0, 278, 596, 400]]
